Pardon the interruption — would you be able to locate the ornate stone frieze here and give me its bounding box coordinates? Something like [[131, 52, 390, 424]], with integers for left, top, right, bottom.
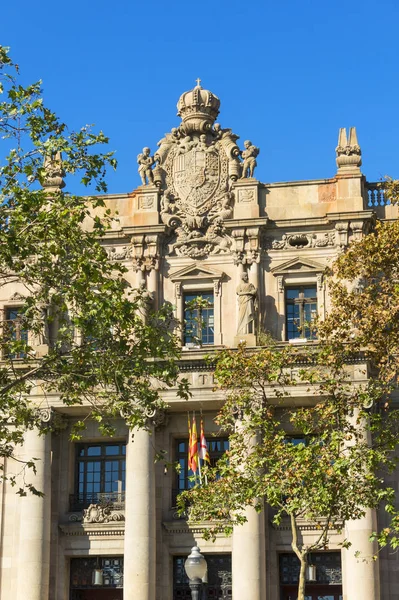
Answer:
[[263, 231, 335, 250], [105, 245, 133, 261], [137, 81, 261, 258]]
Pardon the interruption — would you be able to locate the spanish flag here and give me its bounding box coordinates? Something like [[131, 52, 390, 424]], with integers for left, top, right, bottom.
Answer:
[[189, 414, 198, 474], [200, 418, 210, 464]]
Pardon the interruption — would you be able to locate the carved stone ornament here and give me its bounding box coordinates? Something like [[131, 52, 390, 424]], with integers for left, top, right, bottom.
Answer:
[[263, 231, 335, 250], [137, 147, 155, 186], [82, 503, 125, 523], [34, 407, 54, 425], [9, 292, 26, 301], [335, 127, 362, 171], [41, 151, 65, 190], [105, 245, 133, 261], [139, 80, 261, 259]]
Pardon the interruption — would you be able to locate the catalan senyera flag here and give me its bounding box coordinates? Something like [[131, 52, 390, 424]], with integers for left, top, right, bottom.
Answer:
[[189, 414, 198, 474], [200, 418, 210, 464]]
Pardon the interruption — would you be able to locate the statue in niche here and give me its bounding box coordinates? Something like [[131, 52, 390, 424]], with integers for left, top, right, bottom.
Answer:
[[236, 272, 257, 335], [137, 147, 155, 185], [241, 140, 260, 179], [135, 280, 153, 321]]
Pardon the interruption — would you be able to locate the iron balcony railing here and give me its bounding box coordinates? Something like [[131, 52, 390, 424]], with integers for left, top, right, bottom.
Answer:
[[69, 491, 125, 512]]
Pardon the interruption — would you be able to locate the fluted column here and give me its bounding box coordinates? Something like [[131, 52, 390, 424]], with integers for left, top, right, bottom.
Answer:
[[16, 418, 52, 600], [124, 426, 156, 600], [342, 509, 380, 600]]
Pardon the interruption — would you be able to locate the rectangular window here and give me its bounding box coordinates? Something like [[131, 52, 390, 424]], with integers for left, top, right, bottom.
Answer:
[[184, 292, 214, 346], [173, 554, 232, 600], [71, 442, 126, 511], [285, 286, 317, 340], [173, 437, 229, 505], [70, 556, 123, 599], [4, 307, 28, 358]]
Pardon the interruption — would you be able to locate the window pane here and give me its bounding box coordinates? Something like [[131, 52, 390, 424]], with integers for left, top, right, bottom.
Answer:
[[287, 304, 301, 339], [303, 286, 317, 298], [184, 292, 214, 346], [86, 446, 101, 456], [286, 288, 299, 299], [74, 443, 126, 510]]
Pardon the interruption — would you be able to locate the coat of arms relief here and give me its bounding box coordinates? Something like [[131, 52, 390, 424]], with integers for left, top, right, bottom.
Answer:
[[137, 80, 259, 259]]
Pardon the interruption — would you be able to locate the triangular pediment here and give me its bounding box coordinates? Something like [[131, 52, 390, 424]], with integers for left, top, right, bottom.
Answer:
[[170, 262, 225, 281], [271, 257, 326, 275]]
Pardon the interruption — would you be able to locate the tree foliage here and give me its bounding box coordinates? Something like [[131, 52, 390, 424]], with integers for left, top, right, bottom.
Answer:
[[0, 46, 186, 476], [179, 186, 399, 598]]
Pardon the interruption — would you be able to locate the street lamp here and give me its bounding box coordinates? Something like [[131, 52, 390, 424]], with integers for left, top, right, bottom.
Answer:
[[184, 546, 207, 600]]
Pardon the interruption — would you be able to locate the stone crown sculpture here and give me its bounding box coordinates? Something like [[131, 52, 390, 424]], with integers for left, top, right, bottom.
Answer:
[[177, 78, 220, 134]]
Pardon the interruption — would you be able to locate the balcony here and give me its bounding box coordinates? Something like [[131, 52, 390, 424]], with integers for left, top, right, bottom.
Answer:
[[69, 491, 125, 512]]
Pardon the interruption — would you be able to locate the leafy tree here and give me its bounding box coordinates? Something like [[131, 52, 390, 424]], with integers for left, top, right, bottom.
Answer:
[[0, 46, 186, 486], [178, 342, 398, 600]]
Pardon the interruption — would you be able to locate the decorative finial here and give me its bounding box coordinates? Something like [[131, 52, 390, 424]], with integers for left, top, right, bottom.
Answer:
[[335, 127, 362, 173], [195, 78, 202, 87]]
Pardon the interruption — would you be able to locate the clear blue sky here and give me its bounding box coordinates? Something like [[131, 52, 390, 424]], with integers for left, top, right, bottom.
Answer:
[[2, 0, 399, 194]]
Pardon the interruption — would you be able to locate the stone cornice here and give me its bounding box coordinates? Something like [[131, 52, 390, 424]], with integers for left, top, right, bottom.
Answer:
[[59, 522, 125, 537]]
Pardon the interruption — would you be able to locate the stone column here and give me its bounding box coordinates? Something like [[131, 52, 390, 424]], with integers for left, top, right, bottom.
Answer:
[[232, 503, 266, 600], [123, 426, 156, 600], [147, 267, 158, 311], [16, 415, 52, 600], [231, 422, 266, 600], [342, 409, 380, 600], [342, 510, 379, 600]]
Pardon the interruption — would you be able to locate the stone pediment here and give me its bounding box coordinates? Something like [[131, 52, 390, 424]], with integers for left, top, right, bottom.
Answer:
[[170, 263, 225, 282], [271, 257, 326, 275]]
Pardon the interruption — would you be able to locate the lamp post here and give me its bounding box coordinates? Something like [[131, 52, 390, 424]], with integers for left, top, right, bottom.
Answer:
[[184, 546, 207, 600]]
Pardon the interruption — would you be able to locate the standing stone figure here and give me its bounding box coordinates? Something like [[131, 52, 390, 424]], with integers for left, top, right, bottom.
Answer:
[[236, 272, 257, 334], [137, 147, 155, 185], [241, 140, 259, 179], [135, 280, 154, 322]]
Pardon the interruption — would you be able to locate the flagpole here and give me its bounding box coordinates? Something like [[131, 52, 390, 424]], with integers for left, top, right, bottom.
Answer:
[[195, 411, 202, 486]]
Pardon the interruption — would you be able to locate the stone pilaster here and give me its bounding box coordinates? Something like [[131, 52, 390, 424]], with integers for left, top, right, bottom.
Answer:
[[123, 427, 156, 600], [232, 179, 261, 219], [16, 414, 52, 600]]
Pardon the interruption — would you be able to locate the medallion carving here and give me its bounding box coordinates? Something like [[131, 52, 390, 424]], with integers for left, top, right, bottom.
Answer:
[[263, 231, 335, 250]]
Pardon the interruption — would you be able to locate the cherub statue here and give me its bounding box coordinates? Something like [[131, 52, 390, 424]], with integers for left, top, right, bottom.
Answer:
[[176, 136, 195, 155], [137, 147, 155, 185], [241, 140, 260, 179]]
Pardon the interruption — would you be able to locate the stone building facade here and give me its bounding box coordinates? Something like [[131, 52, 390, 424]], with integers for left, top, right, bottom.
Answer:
[[0, 81, 397, 600]]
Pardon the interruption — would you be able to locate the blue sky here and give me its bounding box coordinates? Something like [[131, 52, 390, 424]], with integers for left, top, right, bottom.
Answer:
[[2, 0, 399, 194]]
